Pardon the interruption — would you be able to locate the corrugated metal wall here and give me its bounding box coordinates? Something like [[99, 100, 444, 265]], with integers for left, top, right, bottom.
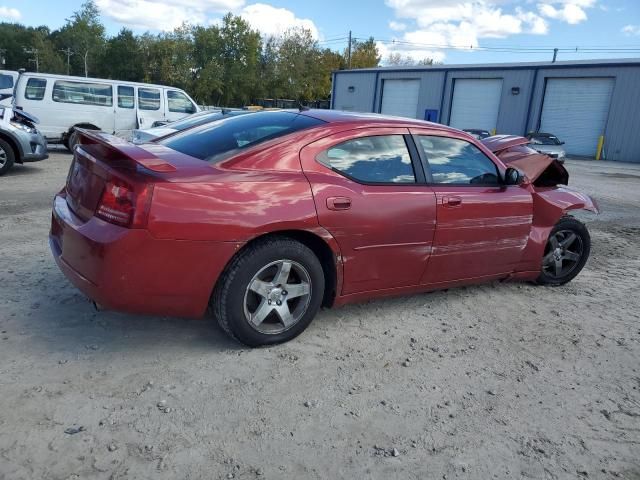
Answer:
[[332, 63, 640, 162]]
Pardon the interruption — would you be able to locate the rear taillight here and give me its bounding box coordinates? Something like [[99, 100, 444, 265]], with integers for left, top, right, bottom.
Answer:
[[95, 178, 153, 228]]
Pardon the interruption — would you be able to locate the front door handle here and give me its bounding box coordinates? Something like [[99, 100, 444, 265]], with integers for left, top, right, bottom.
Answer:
[[326, 196, 352, 211], [443, 196, 462, 207]]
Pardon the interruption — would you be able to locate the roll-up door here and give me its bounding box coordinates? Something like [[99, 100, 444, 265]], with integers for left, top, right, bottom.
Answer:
[[449, 78, 503, 132], [380, 79, 420, 118]]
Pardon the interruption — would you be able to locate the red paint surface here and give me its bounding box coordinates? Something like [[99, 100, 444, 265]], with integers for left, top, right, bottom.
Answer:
[[50, 111, 597, 318]]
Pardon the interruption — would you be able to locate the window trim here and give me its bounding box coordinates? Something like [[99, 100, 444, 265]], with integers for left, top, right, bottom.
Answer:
[[51, 79, 113, 107], [138, 87, 161, 111], [117, 85, 135, 109], [412, 133, 505, 187], [315, 133, 425, 187], [24, 77, 47, 101]]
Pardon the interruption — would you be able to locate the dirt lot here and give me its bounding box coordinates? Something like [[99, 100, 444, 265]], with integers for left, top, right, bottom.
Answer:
[[1, 150, 639, 480]]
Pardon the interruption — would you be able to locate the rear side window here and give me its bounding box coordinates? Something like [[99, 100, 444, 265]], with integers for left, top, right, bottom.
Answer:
[[52, 80, 113, 106], [167, 90, 196, 114], [318, 135, 415, 184], [25, 78, 47, 100], [417, 136, 499, 185], [138, 88, 160, 110], [0, 74, 13, 89], [160, 111, 324, 163], [118, 86, 134, 108]]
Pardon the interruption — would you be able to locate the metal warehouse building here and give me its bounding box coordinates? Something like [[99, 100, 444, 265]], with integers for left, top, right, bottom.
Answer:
[[331, 58, 640, 162]]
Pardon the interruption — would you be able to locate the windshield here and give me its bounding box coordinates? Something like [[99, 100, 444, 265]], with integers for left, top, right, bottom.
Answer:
[[531, 135, 561, 145], [159, 111, 325, 163]]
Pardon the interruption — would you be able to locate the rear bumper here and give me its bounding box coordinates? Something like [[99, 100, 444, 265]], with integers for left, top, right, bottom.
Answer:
[[50, 194, 240, 318]]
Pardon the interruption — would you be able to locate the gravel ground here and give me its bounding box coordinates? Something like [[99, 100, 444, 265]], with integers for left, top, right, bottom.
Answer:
[[1, 151, 639, 480]]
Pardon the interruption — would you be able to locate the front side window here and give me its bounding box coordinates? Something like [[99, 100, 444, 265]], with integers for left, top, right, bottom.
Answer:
[[417, 136, 499, 185], [160, 111, 324, 163], [118, 86, 134, 108], [318, 135, 415, 184], [52, 80, 113, 106], [138, 88, 160, 110], [0, 74, 13, 90], [167, 90, 196, 114], [25, 78, 47, 100]]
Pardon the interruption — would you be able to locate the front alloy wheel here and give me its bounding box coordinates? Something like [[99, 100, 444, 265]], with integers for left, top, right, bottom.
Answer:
[[537, 216, 591, 286]]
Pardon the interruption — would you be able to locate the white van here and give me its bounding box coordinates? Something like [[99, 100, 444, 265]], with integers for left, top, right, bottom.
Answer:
[[13, 72, 199, 149], [0, 70, 19, 106]]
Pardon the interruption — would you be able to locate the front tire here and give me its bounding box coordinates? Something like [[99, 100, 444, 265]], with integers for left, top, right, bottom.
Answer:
[[536, 216, 591, 286], [0, 138, 16, 176], [212, 237, 325, 347]]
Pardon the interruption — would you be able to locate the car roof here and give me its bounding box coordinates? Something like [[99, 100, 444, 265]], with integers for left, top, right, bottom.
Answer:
[[529, 132, 556, 137], [298, 109, 458, 133]]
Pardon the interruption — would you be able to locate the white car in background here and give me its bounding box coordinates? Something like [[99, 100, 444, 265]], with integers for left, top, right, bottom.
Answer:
[[131, 109, 250, 144], [526, 132, 567, 161], [13, 72, 199, 150]]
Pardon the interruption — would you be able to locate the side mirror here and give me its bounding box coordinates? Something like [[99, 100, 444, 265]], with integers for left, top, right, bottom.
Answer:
[[504, 167, 522, 186], [560, 141, 565, 145]]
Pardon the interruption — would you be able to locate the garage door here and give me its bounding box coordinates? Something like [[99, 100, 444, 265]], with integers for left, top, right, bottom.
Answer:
[[380, 79, 420, 118], [449, 78, 503, 132], [540, 78, 614, 157]]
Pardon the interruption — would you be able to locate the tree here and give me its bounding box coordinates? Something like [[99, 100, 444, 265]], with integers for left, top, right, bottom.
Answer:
[[56, 0, 106, 76], [99, 28, 143, 81], [347, 37, 380, 68]]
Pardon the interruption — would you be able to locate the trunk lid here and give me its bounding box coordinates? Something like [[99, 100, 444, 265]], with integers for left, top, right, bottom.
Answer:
[[64, 129, 209, 222]]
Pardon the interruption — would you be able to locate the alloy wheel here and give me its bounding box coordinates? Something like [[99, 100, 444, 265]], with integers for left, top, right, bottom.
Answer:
[[542, 229, 584, 279], [243, 259, 312, 335]]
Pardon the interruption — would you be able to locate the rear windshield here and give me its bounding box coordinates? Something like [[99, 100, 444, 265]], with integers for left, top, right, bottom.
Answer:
[[159, 111, 325, 163]]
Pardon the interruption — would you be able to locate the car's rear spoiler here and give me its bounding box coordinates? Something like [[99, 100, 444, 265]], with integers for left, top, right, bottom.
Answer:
[[75, 128, 177, 173]]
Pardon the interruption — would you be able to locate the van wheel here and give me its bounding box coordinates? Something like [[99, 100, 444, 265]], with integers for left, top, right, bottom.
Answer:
[[0, 138, 16, 176], [212, 237, 325, 347]]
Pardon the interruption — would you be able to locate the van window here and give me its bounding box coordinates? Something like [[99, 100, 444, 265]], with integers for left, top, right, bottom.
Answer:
[[0, 74, 13, 90], [25, 78, 47, 100], [167, 90, 196, 114], [52, 80, 113, 106], [118, 86, 134, 108], [138, 88, 160, 110]]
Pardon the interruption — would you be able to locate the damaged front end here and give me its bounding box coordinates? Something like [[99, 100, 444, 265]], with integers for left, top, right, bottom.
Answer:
[[482, 135, 569, 187]]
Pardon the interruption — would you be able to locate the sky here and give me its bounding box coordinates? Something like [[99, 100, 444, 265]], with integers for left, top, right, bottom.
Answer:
[[1, 0, 640, 64]]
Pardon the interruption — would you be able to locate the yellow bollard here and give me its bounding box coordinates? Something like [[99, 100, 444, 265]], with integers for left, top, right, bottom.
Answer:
[[596, 135, 604, 160], [491, 128, 496, 136]]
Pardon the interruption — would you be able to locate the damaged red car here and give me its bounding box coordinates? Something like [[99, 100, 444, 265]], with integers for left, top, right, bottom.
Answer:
[[50, 110, 598, 346]]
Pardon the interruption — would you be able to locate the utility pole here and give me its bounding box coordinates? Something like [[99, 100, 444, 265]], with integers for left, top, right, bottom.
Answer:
[[347, 30, 352, 69], [552, 48, 558, 63], [24, 47, 40, 72], [60, 47, 74, 75]]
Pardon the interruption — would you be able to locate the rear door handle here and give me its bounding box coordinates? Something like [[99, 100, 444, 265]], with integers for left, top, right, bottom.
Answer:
[[326, 196, 352, 211], [443, 196, 462, 207]]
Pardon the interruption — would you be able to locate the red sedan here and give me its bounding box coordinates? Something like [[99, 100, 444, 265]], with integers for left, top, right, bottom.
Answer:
[[50, 110, 598, 346]]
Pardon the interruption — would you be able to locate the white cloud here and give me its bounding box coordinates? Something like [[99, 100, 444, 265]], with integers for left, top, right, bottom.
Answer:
[[622, 25, 640, 36], [240, 3, 319, 38], [538, 0, 596, 24], [389, 20, 407, 31], [95, 0, 245, 31], [382, 1, 551, 63], [0, 5, 21, 20]]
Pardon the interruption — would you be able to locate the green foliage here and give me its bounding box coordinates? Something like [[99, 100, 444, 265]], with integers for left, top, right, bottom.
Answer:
[[0, 2, 381, 106]]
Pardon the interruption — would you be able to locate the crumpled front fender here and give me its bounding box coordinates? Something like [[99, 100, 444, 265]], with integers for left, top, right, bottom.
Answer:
[[534, 186, 599, 218]]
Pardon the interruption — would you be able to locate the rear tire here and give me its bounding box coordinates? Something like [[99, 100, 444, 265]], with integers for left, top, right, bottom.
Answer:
[[0, 138, 16, 176], [212, 236, 325, 347], [536, 216, 590, 286]]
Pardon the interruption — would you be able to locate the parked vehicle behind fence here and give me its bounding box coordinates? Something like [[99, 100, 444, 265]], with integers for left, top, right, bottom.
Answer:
[[0, 70, 18, 107], [13, 72, 199, 150]]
